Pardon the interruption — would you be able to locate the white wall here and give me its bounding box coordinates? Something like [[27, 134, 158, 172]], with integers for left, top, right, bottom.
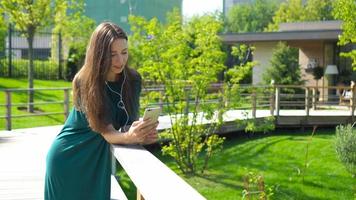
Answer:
[[252, 41, 278, 84]]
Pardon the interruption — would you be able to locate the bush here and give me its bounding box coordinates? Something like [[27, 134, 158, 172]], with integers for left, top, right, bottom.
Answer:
[[335, 124, 356, 177], [263, 42, 302, 86], [0, 58, 59, 80]]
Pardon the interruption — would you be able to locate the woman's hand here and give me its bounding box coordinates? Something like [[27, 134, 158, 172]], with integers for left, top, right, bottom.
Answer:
[[125, 119, 159, 144]]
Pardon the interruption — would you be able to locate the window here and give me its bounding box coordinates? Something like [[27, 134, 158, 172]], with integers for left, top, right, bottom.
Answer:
[[120, 16, 127, 23]]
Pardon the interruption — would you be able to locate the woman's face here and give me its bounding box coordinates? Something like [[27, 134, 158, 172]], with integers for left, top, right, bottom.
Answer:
[[106, 38, 128, 81]]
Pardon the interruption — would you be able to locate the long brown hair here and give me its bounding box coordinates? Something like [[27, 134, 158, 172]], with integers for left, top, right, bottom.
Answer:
[[72, 22, 136, 133]]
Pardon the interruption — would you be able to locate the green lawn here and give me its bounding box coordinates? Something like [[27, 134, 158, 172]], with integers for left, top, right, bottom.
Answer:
[[0, 78, 72, 130], [118, 129, 355, 200]]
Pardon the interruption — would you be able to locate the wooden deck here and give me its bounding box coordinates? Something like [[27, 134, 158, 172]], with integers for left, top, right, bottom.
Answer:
[[0, 108, 354, 199], [0, 126, 60, 200]]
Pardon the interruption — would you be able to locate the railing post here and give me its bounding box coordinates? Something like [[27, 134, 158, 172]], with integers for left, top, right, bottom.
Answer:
[[252, 90, 256, 119], [275, 87, 280, 118], [63, 89, 70, 119], [270, 82, 276, 116], [184, 88, 189, 116], [351, 81, 356, 119], [5, 90, 12, 130], [159, 90, 164, 112], [312, 88, 317, 110], [305, 87, 310, 117], [58, 32, 63, 79]]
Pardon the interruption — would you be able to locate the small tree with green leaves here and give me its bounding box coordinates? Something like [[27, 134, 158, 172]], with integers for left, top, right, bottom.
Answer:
[[1, 0, 53, 112], [224, 44, 256, 109], [0, 13, 6, 53], [263, 42, 302, 86], [52, 0, 95, 80], [129, 10, 227, 175], [263, 42, 303, 109], [333, 0, 356, 70]]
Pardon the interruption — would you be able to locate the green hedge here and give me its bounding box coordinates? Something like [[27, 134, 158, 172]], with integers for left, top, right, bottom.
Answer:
[[0, 58, 60, 80]]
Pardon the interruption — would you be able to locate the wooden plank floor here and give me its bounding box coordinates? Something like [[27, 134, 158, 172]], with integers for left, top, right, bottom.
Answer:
[[0, 108, 353, 199], [0, 126, 61, 200]]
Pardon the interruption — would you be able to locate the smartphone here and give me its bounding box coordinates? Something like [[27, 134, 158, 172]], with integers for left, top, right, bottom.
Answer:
[[143, 107, 161, 123]]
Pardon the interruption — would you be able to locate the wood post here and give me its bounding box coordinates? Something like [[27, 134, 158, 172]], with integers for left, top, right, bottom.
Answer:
[[312, 88, 317, 110], [275, 87, 280, 118], [64, 89, 70, 119], [5, 90, 12, 130], [351, 81, 356, 119], [159, 90, 164, 112], [184, 89, 189, 116], [305, 88, 310, 117], [58, 33, 63, 79], [252, 90, 257, 119], [270, 85, 276, 116]]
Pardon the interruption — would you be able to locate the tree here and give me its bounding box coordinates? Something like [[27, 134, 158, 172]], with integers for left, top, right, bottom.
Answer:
[[1, 0, 52, 112], [52, 0, 95, 80], [226, 0, 277, 33], [129, 10, 226, 175], [0, 13, 6, 53], [333, 0, 356, 69], [266, 0, 335, 31], [263, 42, 302, 86]]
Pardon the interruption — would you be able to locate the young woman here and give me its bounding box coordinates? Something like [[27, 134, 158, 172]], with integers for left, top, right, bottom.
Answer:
[[44, 22, 158, 199]]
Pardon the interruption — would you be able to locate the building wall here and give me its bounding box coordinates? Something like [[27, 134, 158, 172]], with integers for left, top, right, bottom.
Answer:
[[252, 41, 278, 84], [84, 0, 182, 32], [291, 41, 325, 87], [289, 41, 338, 99]]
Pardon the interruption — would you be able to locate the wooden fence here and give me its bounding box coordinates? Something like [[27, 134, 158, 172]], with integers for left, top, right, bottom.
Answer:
[[1, 83, 356, 130]]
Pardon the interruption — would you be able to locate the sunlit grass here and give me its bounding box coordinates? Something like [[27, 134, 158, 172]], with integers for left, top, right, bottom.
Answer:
[[0, 78, 72, 130], [118, 129, 355, 200]]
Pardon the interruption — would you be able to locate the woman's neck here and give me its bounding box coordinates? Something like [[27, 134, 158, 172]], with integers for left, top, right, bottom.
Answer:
[[106, 73, 121, 82]]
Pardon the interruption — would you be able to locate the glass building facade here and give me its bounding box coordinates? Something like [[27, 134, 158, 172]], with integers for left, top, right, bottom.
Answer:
[[84, 0, 182, 32]]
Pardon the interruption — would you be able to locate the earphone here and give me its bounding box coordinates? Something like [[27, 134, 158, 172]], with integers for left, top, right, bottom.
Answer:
[[105, 69, 129, 131]]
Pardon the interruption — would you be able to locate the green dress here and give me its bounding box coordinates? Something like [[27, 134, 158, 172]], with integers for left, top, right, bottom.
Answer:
[[45, 74, 141, 200]]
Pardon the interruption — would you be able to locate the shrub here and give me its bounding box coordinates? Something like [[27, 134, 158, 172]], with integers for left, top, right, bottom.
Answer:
[[335, 124, 356, 177], [0, 58, 59, 80]]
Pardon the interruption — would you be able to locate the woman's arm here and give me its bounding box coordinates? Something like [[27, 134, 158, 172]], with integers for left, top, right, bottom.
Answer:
[[101, 119, 158, 145]]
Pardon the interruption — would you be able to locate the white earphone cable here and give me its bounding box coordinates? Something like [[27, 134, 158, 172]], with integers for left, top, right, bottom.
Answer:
[[105, 70, 129, 131]]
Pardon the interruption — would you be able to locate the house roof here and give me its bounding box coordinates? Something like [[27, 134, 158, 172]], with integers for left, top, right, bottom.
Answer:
[[221, 20, 343, 44], [221, 30, 342, 44]]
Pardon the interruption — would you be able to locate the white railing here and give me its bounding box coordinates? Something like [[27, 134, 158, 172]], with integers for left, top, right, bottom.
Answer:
[[110, 145, 206, 200]]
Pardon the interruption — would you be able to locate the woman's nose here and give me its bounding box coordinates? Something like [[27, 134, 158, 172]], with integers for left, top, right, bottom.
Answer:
[[115, 55, 123, 64]]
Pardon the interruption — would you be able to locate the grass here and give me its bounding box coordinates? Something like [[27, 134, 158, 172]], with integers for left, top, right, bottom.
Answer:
[[0, 77, 72, 130], [117, 128, 355, 200]]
